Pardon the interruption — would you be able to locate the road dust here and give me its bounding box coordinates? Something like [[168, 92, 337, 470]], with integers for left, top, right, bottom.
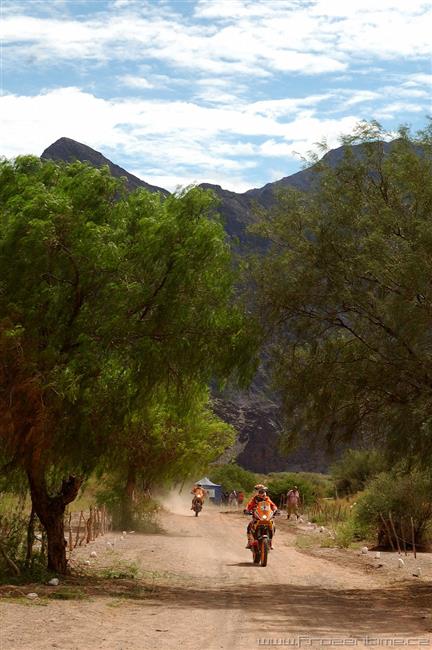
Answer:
[[155, 485, 195, 516]]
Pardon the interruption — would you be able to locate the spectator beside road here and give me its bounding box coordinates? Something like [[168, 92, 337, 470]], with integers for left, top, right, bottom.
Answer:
[[286, 486, 301, 519]]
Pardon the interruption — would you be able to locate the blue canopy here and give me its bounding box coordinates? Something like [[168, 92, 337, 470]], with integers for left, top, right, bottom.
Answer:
[[195, 476, 222, 503]]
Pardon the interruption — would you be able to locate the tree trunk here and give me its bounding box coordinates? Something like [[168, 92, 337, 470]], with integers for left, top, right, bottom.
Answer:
[[120, 464, 137, 530], [26, 461, 82, 574]]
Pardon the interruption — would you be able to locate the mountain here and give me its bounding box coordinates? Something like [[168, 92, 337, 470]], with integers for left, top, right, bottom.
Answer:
[[42, 137, 168, 195], [39, 137, 389, 473]]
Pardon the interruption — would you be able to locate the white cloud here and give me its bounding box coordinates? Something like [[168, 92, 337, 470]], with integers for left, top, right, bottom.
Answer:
[[375, 102, 425, 119], [3, 0, 430, 83], [344, 91, 381, 106], [402, 73, 432, 88], [118, 75, 154, 89], [0, 86, 363, 191]]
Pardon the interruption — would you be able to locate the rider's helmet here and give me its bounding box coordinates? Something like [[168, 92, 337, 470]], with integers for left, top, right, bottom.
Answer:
[[256, 488, 267, 501], [254, 483, 267, 491]]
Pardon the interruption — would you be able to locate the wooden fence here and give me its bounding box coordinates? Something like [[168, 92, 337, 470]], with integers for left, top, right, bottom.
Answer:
[[64, 505, 112, 557]]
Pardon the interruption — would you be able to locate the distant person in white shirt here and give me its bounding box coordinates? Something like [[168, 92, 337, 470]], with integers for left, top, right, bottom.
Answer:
[[286, 486, 301, 519]]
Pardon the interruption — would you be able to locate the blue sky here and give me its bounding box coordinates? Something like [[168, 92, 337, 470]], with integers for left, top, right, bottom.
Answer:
[[1, 0, 431, 192]]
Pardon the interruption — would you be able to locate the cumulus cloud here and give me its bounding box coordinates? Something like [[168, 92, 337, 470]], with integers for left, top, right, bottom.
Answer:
[[0, 86, 363, 191]]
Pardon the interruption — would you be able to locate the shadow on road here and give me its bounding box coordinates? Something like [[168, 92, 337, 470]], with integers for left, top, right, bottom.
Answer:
[[13, 576, 425, 636]]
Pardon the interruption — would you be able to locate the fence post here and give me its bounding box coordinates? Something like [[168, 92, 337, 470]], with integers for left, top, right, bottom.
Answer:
[[410, 516, 417, 559]]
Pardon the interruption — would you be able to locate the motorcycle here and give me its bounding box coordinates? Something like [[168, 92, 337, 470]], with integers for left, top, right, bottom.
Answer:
[[245, 502, 280, 566], [192, 496, 203, 516]]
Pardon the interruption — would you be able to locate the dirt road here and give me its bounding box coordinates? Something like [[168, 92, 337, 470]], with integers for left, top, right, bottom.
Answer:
[[1, 502, 431, 650]]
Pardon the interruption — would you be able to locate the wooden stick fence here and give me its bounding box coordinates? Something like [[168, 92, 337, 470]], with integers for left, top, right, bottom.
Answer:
[[64, 505, 112, 554]]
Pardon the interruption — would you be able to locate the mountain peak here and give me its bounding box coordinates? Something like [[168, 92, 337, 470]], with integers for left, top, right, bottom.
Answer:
[[41, 137, 168, 195]]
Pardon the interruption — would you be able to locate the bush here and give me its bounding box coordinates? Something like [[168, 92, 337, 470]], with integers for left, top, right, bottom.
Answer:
[[307, 498, 352, 525], [265, 472, 332, 507], [354, 469, 432, 549], [0, 497, 28, 575], [208, 463, 259, 494], [330, 449, 387, 496]]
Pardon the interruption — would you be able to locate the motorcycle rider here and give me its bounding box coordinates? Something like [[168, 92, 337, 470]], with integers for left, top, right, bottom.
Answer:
[[245, 485, 278, 549], [191, 483, 206, 510]]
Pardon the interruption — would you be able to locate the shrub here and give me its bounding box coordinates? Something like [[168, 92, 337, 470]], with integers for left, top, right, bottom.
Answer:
[[307, 498, 352, 525], [208, 463, 259, 494], [354, 469, 432, 549], [0, 498, 28, 575], [330, 449, 387, 496], [266, 472, 332, 507]]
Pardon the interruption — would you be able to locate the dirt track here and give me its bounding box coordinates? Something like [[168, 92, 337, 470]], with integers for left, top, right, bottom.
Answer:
[[1, 502, 431, 650]]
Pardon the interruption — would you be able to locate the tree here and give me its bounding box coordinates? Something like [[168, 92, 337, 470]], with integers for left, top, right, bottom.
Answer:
[[102, 385, 235, 529], [251, 121, 432, 463], [0, 156, 253, 572]]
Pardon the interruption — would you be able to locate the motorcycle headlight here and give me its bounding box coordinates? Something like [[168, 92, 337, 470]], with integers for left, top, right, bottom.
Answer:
[[262, 515, 267, 519]]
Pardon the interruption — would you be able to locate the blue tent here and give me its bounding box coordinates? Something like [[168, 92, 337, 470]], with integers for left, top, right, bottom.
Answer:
[[195, 477, 222, 504]]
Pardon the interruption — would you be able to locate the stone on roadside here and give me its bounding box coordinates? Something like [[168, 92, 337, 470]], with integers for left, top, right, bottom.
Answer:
[[26, 593, 38, 600], [48, 578, 59, 586], [398, 558, 405, 568], [84, 560, 91, 565], [361, 546, 369, 554], [90, 551, 97, 558], [374, 551, 381, 559], [413, 567, 422, 577], [122, 531, 127, 535]]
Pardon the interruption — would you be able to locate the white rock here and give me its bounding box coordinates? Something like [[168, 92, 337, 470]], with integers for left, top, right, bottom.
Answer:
[[298, 518, 304, 523], [128, 531, 135, 534], [319, 526, 325, 533], [122, 531, 127, 536], [84, 560, 91, 566], [374, 551, 381, 559], [361, 546, 369, 554], [398, 558, 405, 568], [413, 567, 422, 577], [26, 593, 38, 600], [90, 551, 97, 558], [48, 578, 59, 586]]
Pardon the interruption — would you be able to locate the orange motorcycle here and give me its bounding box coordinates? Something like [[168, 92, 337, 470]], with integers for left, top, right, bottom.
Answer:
[[245, 502, 279, 566], [192, 496, 203, 516]]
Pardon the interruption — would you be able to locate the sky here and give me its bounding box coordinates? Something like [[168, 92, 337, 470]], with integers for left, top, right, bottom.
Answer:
[[1, 0, 431, 193]]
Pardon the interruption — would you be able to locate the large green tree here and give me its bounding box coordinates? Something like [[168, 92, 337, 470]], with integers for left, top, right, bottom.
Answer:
[[251, 122, 432, 462], [0, 156, 252, 572], [102, 385, 235, 529]]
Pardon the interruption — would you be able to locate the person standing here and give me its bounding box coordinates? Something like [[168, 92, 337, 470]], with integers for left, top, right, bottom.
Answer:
[[286, 485, 301, 519]]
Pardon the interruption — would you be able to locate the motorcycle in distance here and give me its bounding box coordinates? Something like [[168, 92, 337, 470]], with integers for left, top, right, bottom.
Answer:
[[192, 496, 203, 517], [245, 503, 280, 566]]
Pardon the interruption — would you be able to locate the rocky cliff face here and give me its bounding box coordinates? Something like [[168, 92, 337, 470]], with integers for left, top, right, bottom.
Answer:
[[38, 137, 391, 473]]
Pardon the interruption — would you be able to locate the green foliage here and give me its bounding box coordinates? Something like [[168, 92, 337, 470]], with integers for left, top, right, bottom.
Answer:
[[266, 472, 332, 505], [99, 561, 140, 580], [354, 469, 432, 547], [331, 449, 387, 496], [0, 498, 28, 572], [0, 156, 255, 558], [208, 463, 258, 493], [251, 121, 432, 464]]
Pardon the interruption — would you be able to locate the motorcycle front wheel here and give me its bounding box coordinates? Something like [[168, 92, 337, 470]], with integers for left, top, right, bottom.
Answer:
[[260, 538, 269, 567]]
